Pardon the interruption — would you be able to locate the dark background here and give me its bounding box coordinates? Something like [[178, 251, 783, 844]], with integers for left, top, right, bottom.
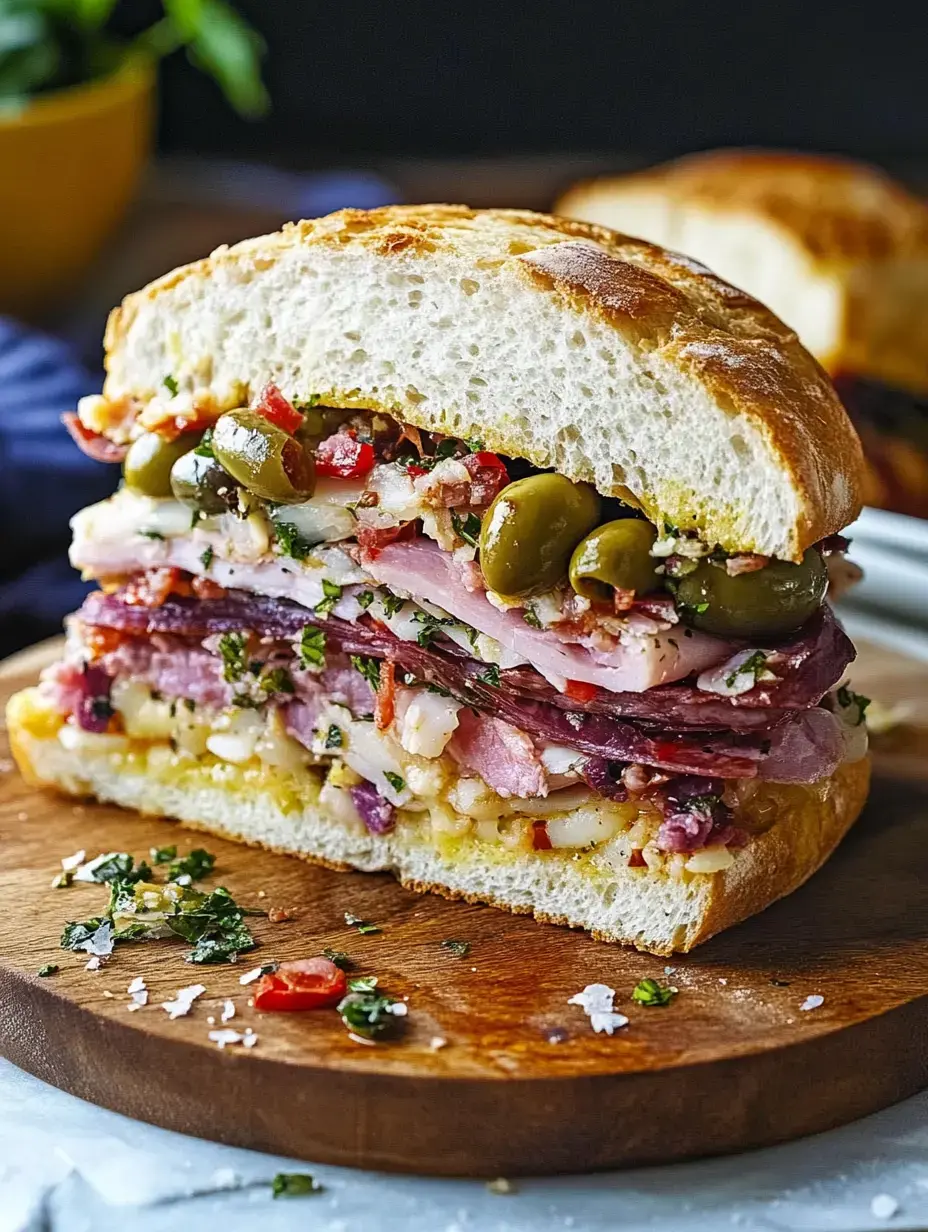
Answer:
[[150, 0, 928, 165]]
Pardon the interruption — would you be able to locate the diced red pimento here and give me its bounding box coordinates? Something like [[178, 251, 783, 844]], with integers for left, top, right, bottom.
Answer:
[[253, 957, 347, 1012], [532, 821, 552, 850], [564, 678, 598, 704], [627, 848, 647, 868], [316, 429, 376, 479], [374, 659, 396, 731], [254, 382, 304, 435]]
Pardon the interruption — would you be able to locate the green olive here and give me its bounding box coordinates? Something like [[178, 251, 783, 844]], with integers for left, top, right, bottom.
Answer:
[[123, 431, 200, 498], [212, 409, 315, 504], [569, 519, 661, 599], [170, 450, 240, 515], [479, 474, 601, 596], [673, 548, 828, 639]]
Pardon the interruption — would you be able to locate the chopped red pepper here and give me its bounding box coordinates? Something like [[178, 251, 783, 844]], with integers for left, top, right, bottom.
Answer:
[[374, 660, 396, 731], [316, 429, 376, 479], [355, 519, 417, 554], [253, 957, 347, 1012], [627, 848, 647, 868], [122, 567, 191, 608], [254, 382, 304, 435], [564, 678, 598, 704], [406, 463, 429, 478], [532, 820, 553, 850]]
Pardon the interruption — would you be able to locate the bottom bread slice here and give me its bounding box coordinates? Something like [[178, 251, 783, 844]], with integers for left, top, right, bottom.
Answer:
[[7, 688, 870, 956]]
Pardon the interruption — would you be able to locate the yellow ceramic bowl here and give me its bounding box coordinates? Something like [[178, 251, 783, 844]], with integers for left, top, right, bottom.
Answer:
[[0, 56, 154, 321]]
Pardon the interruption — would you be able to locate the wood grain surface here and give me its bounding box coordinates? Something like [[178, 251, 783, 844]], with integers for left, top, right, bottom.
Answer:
[[0, 636, 927, 1176]]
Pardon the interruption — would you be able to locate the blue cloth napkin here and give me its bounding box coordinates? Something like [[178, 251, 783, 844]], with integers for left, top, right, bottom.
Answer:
[[0, 318, 114, 649]]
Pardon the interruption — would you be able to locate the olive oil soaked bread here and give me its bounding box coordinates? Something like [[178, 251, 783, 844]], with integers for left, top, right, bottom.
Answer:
[[8, 689, 871, 955], [101, 205, 863, 561]]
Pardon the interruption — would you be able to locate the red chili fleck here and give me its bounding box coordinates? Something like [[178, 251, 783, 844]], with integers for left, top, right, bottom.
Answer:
[[564, 679, 598, 703], [627, 848, 647, 868], [316, 429, 376, 479], [532, 821, 553, 850], [254, 382, 303, 434], [253, 957, 347, 1012]]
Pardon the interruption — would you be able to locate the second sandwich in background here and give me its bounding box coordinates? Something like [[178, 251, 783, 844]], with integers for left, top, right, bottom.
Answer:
[[557, 150, 928, 518]]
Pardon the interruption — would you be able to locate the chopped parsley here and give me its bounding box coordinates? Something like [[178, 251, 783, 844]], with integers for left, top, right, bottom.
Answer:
[[380, 590, 406, 618], [88, 852, 152, 885], [692, 601, 709, 613], [52, 869, 74, 889], [725, 650, 769, 689], [272, 1172, 323, 1198], [150, 845, 177, 865], [163, 373, 179, 396], [139, 529, 165, 541], [298, 625, 327, 670], [337, 986, 403, 1037], [522, 605, 542, 629], [324, 723, 343, 749], [440, 938, 471, 958], [348, 975, 379, 993], [344, 912, 381, 934], [314, 578, 341, 617], [61, 917, 107, 951], [168, 886, 258, 964], [217, 631, 249, 683], [632, 977, 678, 1007], [450, 509, 481, 547], [322, 948, 352, 969], [350, 654, 381, 689], [836, 684, 870, 725], [193, 427, 214, 457], [464, 436, 484, 453], [384, 771, 405, 793], [275, 521, 314, 560], [356, 590, 374, 610], [410, 610, 454, 648], [200, 545, 214, 570], [167, 848, 215, 883], [261, 666, 295, 696], [37, 963, 59, 977], [477, 664, 501, 687], [293, 393, 322, 410]]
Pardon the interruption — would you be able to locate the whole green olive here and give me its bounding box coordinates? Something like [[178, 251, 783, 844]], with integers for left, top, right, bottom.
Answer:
[[212, 409, 315, 504], [569, 519, 661, 599], [479, 473, 601, 596], [123, 431, 200, 498], [170, 449, 240, 515], [673, 548, 828, 639]]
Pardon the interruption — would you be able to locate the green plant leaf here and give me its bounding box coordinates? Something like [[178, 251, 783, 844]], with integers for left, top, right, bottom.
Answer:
[[178, 0, 268, 117]]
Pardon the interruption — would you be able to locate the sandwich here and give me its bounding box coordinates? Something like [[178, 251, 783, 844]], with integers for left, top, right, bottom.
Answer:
[[7, 205, 871, 955], [557, 150, 928, 517]]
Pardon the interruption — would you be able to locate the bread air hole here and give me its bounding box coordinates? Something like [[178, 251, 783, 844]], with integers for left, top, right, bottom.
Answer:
[[730, 433, 750, 459], [460, 278, 480, 295]]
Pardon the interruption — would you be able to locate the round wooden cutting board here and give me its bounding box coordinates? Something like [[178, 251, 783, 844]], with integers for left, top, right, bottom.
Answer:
[[1, 637, 927, 1177]]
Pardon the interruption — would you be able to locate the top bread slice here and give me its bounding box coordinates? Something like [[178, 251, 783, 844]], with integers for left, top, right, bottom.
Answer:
[[101, 204, 863, 561], [557, 151, 928, 397]]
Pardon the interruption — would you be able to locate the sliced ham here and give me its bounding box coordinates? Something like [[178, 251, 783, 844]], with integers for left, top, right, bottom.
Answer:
[[62, 412, 128, 463], [447, 710, 548, 798], [359, 538, 733, 692]]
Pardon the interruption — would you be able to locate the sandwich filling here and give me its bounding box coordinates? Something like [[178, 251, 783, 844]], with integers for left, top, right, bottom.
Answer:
[[47, 385, 868, 878]]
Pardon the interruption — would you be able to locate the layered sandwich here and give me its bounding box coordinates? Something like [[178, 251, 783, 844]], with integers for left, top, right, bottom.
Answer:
[[8, 206, 871, 954], [558, 151, 928, 516]]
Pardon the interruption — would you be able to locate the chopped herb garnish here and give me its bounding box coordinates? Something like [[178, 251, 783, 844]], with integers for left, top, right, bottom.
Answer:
[[169, 886, 258, 964], [434, 437, 459, 461], [292, 393, 322, 410], [314, 578, 342, 617], [477, 664, 501, 687], [322, 948, 352, 969], [380, 590, 406, 618], [37, 963, 59, 977], [337, 989, 403, 1037], [632, 977, 678, 1007], [410, 610, 455, 648], [139, 529, 165, 541], [440, 938, 471, 958], [348, 975, 379, 993], [693, 601, 709, 614], [87, 852, 151, 885], [150, 845, 177, 865], [344, 912, 381, 934], [350, 654, 381, 689], [384, 771, 405, 792], [356, 590, 374, 610], [163, 374, 179, 396], [836, 684, 870, 725], [275, 521, 314, 561], [272, 1172, 323, 1198], [298, 625, 327, 670], [450, 509, 481, 547], [217, 631, 249, 683], [464, 436, 484, 453], [231, 693, 262, 709], [261, 666, 295, 696], [61, 917, 107, 951], [522, 605, 542, 629], [324, 723, 343, 749], [193, 427, 214, 457], [167, 849, 215, 883], [200, 545, 214, 570], [725, 650, 769, 689], [52, 869, 74, 889]]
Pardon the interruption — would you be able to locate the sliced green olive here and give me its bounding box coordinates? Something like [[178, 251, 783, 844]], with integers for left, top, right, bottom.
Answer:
[[170, 450, 240, 515], [673, 548, 828, 639], [123, 431, 200, 498], [569, 519, 661, 599], [212, 409, 315, 504], [479, 473, 601, 596]]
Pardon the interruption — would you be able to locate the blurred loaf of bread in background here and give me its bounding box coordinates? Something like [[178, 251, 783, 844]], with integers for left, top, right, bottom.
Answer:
[[557, 151, 928, 518]]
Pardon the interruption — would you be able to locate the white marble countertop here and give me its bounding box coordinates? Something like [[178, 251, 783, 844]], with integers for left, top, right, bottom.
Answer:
[[5, 1057, 928, 1232]]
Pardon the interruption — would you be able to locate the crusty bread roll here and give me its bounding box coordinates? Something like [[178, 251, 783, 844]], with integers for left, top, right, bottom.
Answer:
[[8, 687, 870, 955], [556, 151, 928, 397], [101, 205, 862, 561]]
